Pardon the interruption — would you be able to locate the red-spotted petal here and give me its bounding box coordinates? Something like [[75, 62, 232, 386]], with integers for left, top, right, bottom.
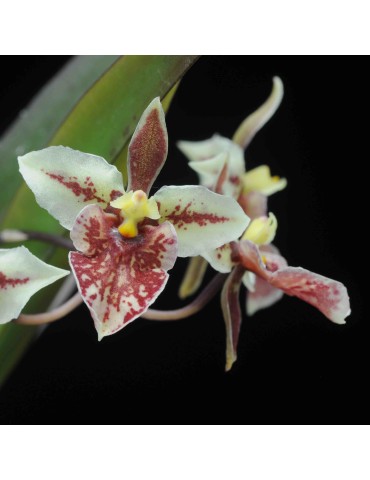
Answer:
[[69, 206, 178, 339], [127, 97, 168, 195], [269, 267, 351, 324], [221, 265, 245, 371], [18, 146, 124, 230], [237, 240, 351, 324], [154, 185, 250, 257], [238, 191, 267, 219], [0, 247, 69, 324]]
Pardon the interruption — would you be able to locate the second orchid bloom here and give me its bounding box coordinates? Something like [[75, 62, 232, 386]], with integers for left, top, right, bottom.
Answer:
[[177, 78, 350, 370], [17, 98, 249, 339]]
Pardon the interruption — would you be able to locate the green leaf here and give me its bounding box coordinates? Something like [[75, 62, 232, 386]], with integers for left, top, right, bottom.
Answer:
[[0, 55, 198, 387], [0, 56, 119, 222], [50, 56, 196, 158]]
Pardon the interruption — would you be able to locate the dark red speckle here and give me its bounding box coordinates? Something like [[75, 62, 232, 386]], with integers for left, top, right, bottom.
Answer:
[[0, 272, 29, 290], [110, 190, 123, 201], [44, 171, 106, 203], [166, 202, 228, 228], [230, 175, 241, 186]]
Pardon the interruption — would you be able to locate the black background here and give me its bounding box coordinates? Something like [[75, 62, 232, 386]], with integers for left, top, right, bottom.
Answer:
[[0, 56, 365, 424]]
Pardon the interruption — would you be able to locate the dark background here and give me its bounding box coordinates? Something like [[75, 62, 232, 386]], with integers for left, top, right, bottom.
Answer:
[[0, 56, 365, 424]]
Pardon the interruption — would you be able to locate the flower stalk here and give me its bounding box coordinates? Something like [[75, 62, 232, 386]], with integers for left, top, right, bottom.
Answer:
[[17, 291, 83, 326], [15, 273, 227, 325], [0, 229, 74, 250]]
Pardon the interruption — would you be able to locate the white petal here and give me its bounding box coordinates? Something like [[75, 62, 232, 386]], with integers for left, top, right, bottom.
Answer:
[[179, 135, 245, 196], [154, 185, 250, 257], [177, 134, 232, 162], [0, 247, 69, 324], [189, 152, 227, 189], [202, 244, 235, 273], [18, 146, 124, 230], [233, 76, 284, 149]]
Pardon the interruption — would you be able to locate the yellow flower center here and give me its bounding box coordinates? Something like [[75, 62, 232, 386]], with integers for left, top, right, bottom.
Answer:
[[242, 212, 277, 246], [242, 165, 287, 196], [110, 190, 160, 238]]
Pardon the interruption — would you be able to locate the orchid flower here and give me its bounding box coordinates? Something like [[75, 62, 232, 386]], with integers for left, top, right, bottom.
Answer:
[[18, 98, 249, 339], [178, 77, 287, 298], [0, 246, 69, 324], [207, 198, 351, 370]]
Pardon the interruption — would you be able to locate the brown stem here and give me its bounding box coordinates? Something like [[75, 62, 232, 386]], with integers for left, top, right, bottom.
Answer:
[[0, 229, 74, 250], [14, 273, 227, 327], [16, 292, 83, 326], [23, 230, 74, 250], [142, 273, 227, 321]]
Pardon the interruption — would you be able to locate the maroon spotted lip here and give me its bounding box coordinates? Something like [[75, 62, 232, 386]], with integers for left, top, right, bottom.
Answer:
[[69, 203, 177, 339]]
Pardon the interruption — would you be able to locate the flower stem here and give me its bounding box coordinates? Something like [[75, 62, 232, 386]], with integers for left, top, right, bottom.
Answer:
[[15, 273, 226, 326], [16, 292, 83, 326], [0, 229, 73, 250], [142, 273, 227, 321]]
